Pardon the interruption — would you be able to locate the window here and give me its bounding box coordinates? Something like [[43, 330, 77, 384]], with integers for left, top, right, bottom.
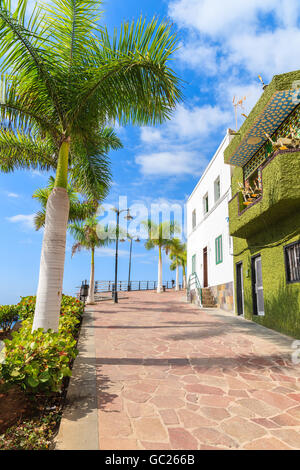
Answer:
[[285, 241, 300, 283], [214, 176, 221, 203], [192, 209, 196, 230], [215, 235, 223, 265], [203, 193, 209, 214], [192, 254, 196, 274]]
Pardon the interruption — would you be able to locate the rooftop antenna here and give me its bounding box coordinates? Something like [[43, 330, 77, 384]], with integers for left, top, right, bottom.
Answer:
[[258, 75, 268, 90], [232, 96, 246, 131]]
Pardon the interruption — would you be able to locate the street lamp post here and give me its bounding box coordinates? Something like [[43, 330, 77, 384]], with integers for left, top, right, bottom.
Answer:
[[128, 237, 133, 291], [127, 236, 140, 291], [112, 207, 132, 303]]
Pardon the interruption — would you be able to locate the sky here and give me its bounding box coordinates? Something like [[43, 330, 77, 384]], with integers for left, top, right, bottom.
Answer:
[[1, 0, 300, 304]]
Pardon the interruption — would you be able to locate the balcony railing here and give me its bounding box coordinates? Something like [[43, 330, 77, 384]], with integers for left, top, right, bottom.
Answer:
[[229, 148, 300, 239]]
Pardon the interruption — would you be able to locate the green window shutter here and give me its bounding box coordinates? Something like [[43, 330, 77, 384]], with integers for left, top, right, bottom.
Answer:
[[215, 235, 223, 265], [192, 254, 196, 273]]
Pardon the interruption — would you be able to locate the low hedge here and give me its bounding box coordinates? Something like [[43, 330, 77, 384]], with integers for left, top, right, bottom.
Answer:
[[0, 295, 84, 394]]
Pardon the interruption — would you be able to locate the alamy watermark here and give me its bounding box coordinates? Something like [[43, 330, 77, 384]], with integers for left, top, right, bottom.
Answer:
[[95, 196, 187, 241]]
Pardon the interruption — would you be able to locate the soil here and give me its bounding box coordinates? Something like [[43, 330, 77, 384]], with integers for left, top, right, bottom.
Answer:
[[0, 383, 38, 434]]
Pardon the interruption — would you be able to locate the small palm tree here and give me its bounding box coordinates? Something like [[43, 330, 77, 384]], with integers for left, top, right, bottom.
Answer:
[[143, 220, 180, 293], [168, 240, 187, 291], [70, 217, 111, 304], [33, 176, 98, 230], [0, 0, 181, 331]]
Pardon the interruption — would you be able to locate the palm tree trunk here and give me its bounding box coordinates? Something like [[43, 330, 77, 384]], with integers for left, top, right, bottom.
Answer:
[[87, 247, 95, 304], [175, 263, 179, 291], [32, 140, 70, 332], [182, 265, 187, 289], [157, 245, 163, 293]]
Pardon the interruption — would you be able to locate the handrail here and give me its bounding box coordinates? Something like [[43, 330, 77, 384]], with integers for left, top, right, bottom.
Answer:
[[187, 272, 202, 306], [77, 280, 180, 294]]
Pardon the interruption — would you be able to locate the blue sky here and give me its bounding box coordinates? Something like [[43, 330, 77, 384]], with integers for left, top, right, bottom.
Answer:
[[1, 0, 300, 304]]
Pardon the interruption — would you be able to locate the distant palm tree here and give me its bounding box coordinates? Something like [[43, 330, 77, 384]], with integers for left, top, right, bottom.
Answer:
[[0, 0, 181, 331], [179, 243, 187, 289], [70, 217, 111, 304], [143, 220, 180, 293], [168, 240, 187, 290], [33, 176, 98, 230]]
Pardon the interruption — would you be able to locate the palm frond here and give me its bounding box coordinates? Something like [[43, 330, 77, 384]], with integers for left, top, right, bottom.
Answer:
[[69, 16, 182, 127], [0, 0, 64, 125], [0, 129, 56, 172], [33, 210, 46, 231]]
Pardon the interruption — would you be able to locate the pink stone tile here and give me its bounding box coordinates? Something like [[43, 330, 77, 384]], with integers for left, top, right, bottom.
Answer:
[[200, 406, 231, 421], [243, 437, 291, 450], [100, 438, 138, 450], [194, 427, 239, 448], [185, 384, 224, 396], [150, 395, 185, 409], [177, 409, 215, 428], [159, 409, 179, 425], [168, 428, 198, 450], [133, 417, 168, 441]]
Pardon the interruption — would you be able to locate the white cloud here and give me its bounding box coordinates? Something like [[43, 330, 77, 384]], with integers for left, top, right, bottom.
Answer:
[[227, 28, 300, 78], [95, 247, 128, 258], [7, 192, 20, 198], [136, 102, 231, 177], [169, 0, 299, 36], [168, 0, 300, 79], [140, 127, 163, 144], [168, 104, 231, 139], [135, 151, 205, 177], [177, 40, 218, 74], [7, 214, 35, 229]]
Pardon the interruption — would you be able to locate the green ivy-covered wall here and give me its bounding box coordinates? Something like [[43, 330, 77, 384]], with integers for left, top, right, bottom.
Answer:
[[231, 163, 300, 338]]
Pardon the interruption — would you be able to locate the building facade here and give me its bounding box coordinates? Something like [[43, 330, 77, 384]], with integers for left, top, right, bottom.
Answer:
[[224, 70, 300, 338], [187, 131, 234, 310]]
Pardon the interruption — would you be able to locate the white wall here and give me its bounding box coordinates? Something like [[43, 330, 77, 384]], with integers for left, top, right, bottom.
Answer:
[[187, 131, 234, 288]]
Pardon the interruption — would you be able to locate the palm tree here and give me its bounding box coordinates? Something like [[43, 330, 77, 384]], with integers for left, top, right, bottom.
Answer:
[[0, 0, 181, 331], [143, 220, 180, 293], [179, 243, 187, 289], [33, 176, 98, 230], [70, 217, 111, 304], [168, 239, 187, 291]]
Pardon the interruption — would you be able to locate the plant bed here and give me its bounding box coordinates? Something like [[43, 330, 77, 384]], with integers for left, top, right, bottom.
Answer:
[[0, 295, 84, 450]]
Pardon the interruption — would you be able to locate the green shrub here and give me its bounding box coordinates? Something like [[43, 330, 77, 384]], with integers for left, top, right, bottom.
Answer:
[[17, 296, 36, 321], [17, 295, 84, 321], [61, 295, 84, 317], [0, 294, 84, 394], [0, 327, 78, 393], [0, 305, 19, 332]]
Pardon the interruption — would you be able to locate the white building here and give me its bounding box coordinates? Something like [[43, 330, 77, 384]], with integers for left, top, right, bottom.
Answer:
[[186, 130, 234, 311]]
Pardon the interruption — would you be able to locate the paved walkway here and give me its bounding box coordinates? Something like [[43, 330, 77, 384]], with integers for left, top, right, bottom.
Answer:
[[93, 291, 300, 450]]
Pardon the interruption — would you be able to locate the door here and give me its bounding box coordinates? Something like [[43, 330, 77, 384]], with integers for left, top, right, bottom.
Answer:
[[252, 255, 265, 316], [203, 247, 208, 287], [236, 262, 244, 316]]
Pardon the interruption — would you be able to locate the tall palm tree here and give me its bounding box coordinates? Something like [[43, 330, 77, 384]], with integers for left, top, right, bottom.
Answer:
[[168, 239, 186, 291], [179, 243, 187, 289], [33, 176, 98, 230], [143, 220, 180, 293], [70, 217, 111, 304], [0, 0, 181, 331]]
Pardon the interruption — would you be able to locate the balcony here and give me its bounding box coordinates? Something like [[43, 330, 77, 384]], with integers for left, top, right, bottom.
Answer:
[[229, 149, 300, 239]]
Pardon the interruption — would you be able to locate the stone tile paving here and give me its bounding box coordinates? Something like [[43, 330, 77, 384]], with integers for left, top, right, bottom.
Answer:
[[93, 291, 300, 450]]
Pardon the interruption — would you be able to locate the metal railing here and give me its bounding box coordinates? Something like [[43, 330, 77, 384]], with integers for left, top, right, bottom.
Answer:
[[187, 272, 202, 306], [94, 280, 181, 293]]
